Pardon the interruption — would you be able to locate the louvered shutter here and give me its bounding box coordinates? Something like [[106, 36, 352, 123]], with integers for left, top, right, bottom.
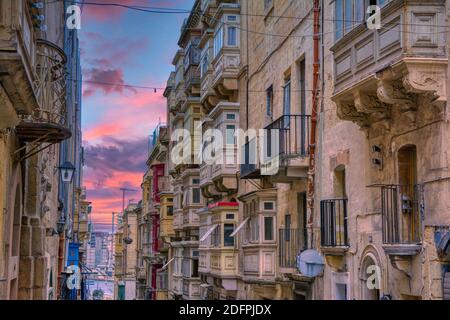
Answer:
[[444, 272, 450, 300]]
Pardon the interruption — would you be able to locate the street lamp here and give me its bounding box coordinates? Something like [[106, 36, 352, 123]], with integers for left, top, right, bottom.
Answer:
[[59, 161, 76, 183], [56, 217, 66, 235]]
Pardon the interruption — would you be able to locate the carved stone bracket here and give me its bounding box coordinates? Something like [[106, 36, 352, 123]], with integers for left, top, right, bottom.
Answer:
[[333, 58, 448, 129], [377, 79, 417, 112]]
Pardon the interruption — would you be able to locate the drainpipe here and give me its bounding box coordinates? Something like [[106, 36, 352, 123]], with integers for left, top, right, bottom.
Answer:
[[307, 0, 320, 250]]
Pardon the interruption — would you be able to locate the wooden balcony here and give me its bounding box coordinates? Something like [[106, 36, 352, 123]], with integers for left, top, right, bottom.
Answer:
[[212, 49, 240, 94], [331, 0, 447, 129], [183, 208, 200, 229], [173, 210, 183, 231], [182, 278, 201, 300]]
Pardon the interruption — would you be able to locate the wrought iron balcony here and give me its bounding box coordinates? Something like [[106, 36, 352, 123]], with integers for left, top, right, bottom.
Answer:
[[381, 185, 423, 250], [279, 228, 306, 269], [15, 39, 70, 157], [265, 114, 311, 160], [240, 115, 310, 181], [239, 139, 260, 179], [320, 199, 349, 248]]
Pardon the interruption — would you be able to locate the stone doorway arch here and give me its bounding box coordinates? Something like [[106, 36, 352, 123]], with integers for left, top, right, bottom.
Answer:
[[359, 246, 385, 300]]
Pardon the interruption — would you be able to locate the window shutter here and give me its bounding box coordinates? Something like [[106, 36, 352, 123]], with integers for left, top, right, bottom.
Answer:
[[444, 272, 450, 300]]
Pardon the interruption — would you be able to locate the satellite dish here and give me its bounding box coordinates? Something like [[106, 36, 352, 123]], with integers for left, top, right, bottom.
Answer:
[[297, 249, 325, 278]]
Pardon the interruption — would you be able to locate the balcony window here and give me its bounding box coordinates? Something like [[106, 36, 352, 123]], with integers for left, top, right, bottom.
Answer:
[[192, 188, 201, 204], [264, 216, 274, 241], [283, 77, 291, 117], [224, 224, 235, 247], [192, 258, 199, 277], [245, 216, 259, 243], [227, 26, 237, 46], [226, 125, 236, 145], [214, 26, 224, 58], [334, 0, 391, 42], [212, 225, 221, 247], [201, 49, 209, 78]]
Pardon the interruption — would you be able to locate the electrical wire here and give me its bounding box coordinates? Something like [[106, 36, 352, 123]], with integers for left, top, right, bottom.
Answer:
[[51, 0, 450, 30]]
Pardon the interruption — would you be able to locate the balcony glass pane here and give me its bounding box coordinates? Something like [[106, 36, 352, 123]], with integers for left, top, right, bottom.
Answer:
[[335, 0, 344, 40], [224, 224, 235, 247], [264, 217, 274, 241], [227, 26, 237, 46], [344, 0, 353, 33]]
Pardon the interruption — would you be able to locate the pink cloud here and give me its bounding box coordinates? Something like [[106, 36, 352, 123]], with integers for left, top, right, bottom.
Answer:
[[82, 0, 185, 22], [83, 67, 137, 97]]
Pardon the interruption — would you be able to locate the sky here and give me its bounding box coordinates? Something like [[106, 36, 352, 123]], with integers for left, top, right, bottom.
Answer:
[[80, 0, 194, 232]]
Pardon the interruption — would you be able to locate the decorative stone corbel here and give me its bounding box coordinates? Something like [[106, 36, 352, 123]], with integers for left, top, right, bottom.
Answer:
[[401, 58, 447, 106], [377, 79, 417, 112], [335, 100, 369, 128], [354, 90, 388, 114]]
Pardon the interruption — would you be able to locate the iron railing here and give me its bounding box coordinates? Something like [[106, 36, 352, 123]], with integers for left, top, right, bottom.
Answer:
[[320, 199, 348, 247], [279, 228, 305, 268], [381, 185, 423, 245], [265, 115, 311, 159], [240, 139, 260, 179], [32, 39, 67, 125]]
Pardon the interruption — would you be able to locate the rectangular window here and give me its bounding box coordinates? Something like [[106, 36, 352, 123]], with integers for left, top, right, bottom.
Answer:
[[283, 77, 291, 116], [192, 178, 200, 185], [263, 202, 274, 211], [226, 213, 235, 220], [335, 0, 390, 41], [227, 26, 237, 46], [192, 258, 199, 278], [227, 15, 237, 22], [251, 217, 259, 242], [226, 114, 236, 120], [224, 224, 235, 247], [264, 216, 274, 241], [201, 50, 209, 78], [226, 125, 236, 145], [335, 0, 344, 41], [192, 188, 201, 204], [212, 225, 221, 247], [167, 206, 174, 216], [344, 0, 353, 33], [266, 85, 273, 117], [214, 26, 223, 57]]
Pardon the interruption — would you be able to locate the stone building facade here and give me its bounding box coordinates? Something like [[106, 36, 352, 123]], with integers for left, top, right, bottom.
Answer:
[[146, 0, 450, 300], [318, 0, 450, 300], [0, 0, 79, 300]]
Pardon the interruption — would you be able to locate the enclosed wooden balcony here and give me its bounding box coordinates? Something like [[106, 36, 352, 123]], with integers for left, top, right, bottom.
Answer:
[[331, 0, 447, 129], [238, 189, 278, 281]]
